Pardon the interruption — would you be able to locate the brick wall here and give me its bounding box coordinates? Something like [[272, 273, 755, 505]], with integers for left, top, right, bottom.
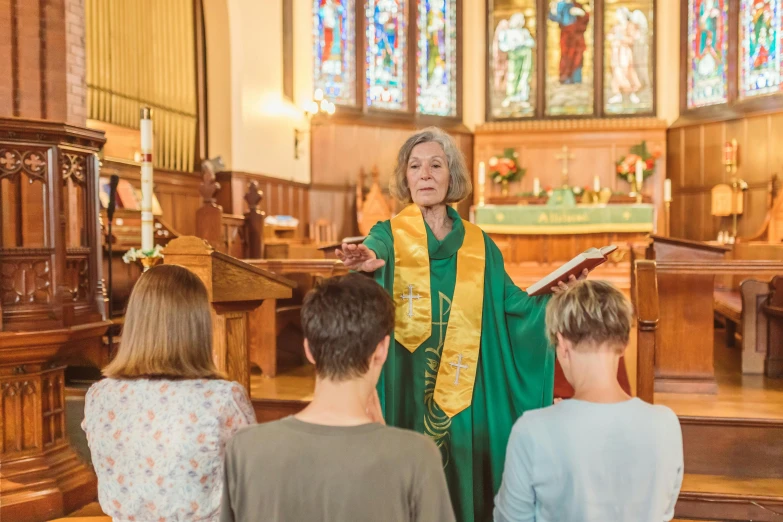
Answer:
[[0, 0, 87, 125]]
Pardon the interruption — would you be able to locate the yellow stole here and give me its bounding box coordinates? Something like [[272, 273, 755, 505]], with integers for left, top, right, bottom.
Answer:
[[391, 204, 485, 417]]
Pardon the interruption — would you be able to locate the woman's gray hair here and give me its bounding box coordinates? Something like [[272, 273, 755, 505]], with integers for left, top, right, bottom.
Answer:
[[389, 127, 472, 204], [545, 280, 633, 352]]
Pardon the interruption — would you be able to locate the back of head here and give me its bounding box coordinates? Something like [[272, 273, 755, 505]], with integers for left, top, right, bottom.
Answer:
[[103, 264, 221, 379], [545, 279, 632, 352], [301, 273, 395, 380]]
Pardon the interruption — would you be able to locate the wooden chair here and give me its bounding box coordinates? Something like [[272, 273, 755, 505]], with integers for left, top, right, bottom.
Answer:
[[744, 174, 782, 244], [357, 166, 393, 235]]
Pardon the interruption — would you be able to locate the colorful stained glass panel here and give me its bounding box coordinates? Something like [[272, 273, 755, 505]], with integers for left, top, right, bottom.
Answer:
[[603, 1, 654, 115], [417, 0, 458, 116], [687, 0, 729, 108], [545, 0, 595, 116], [313, 0, 356, 105], [488, 1, 537, 119], [366, 0, 407, 110], [740, 0, 782, 98]]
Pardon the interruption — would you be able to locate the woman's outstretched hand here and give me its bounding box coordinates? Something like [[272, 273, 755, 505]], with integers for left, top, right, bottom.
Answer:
[[551, 268, 589, 294], [335, 243, 386, 272]]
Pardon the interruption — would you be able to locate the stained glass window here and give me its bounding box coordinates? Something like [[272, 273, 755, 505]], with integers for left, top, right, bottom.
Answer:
[[366, 0, 407, 110], [740, 0, 782, 98], [313, 0, 356, 105], [687, 0, 729, 108], [416, 0, 458, 116], [489, 1, 537, 119], [603, 1, 654, 115], [545, 0, 594, 116]]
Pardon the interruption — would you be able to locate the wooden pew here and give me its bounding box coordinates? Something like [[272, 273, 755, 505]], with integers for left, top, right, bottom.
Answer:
[[243, 259, 349, 377], [649, 259, 783, 393], [634, 260, 659, 404], [763, 276, 783, 377], [714, 242, 783, 348], [195, 164, 265, 259]]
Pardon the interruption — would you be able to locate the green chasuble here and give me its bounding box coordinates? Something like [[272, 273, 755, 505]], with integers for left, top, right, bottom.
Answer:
[[363, 206, 555, 522]]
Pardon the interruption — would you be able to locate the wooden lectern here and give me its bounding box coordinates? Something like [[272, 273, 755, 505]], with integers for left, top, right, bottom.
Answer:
[[163, 237, 294, 391]]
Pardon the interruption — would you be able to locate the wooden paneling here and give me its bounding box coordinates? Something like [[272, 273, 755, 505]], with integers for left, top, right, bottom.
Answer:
[[311, 122, 474, 235], [215, 171, 310, 237], [669, 111, 783, 242], [102, 160, 201, 236]]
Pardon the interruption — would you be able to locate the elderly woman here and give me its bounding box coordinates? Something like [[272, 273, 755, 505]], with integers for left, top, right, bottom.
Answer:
[[336, 127, 584, 522], [494, 280, 683, 522]]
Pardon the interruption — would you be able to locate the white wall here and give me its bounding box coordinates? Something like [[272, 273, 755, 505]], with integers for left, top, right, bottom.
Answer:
[[204, 0, 313, 183]]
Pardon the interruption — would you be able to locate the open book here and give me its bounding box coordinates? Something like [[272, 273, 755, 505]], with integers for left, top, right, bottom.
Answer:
[[525, 245, 618, 296]]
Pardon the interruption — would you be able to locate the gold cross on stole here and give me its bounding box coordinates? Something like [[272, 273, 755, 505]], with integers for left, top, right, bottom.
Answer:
[[400, 284, 421, 318], [449, 354, 469, 385]]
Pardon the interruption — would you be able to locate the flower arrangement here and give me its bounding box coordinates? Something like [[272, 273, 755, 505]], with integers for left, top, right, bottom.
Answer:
[[123, 244, 164, 271], [615, 141, 662, 182], [488, 148, 524, 184]]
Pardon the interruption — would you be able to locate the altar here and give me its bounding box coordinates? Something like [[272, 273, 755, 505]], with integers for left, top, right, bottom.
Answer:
[[473, 203, 654, 264]]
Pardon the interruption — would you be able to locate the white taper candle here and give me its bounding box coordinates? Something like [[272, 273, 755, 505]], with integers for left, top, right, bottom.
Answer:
[[140, 107, 154, 253]]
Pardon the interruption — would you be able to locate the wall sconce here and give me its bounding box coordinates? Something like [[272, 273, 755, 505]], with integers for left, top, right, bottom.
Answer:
[[294, 89, 335, 159]]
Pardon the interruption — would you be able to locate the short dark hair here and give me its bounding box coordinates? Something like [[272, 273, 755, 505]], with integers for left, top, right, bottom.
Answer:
[[301, 273, 395, 380]]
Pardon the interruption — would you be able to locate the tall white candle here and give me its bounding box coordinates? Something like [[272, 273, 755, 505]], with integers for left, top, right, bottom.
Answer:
[[593, 175, 600, 192], [478, 161, 486, 185], [664, 178, 672, 202], [635, 160, 644, 190], [533, 177, 540, 196], [140, 107, 154, 252]]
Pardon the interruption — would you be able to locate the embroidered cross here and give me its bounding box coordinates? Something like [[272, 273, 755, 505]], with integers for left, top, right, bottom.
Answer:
[[450, 354, 468, 385], [400, 284, 421, 318]]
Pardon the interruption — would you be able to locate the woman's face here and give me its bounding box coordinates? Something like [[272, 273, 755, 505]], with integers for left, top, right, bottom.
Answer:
[[406, 141, 450, 208]]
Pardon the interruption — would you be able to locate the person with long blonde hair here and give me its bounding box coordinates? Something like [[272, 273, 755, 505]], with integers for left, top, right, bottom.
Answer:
[[82, 264, 256, 522]]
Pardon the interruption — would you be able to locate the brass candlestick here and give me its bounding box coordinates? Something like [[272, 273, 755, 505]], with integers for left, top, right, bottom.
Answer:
[[664, 200, 671, 236]]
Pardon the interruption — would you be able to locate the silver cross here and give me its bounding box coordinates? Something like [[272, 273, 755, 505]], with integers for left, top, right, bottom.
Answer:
[[400, 284, 421, 318], [450, 354, 469, 385]]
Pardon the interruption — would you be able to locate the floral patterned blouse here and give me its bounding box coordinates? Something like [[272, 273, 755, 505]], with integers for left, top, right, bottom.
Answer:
[[82, 378, 256, 522]]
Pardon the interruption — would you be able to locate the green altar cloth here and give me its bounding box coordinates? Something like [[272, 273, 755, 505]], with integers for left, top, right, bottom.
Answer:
[[473, 203, 654, 235]]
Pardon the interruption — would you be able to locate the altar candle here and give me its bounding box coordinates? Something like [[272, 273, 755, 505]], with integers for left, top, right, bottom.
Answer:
[[635, 160, 644, 190], [593, 175, 600, 192], [533, 177, 540, 196], [664, 178, 672, 202], [478, 161, 485, 185], [140, 107, 154, 252]]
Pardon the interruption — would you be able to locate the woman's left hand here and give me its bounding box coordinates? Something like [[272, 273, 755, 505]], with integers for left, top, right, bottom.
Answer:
[[551, 268, 589, 294]]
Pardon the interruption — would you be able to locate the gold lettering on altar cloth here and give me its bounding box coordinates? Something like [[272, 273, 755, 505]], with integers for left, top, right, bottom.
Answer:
[[537, 212, 591, 224]]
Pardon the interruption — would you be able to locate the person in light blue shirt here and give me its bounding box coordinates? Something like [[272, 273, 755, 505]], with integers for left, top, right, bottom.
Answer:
[[494, 280, 683, 522]]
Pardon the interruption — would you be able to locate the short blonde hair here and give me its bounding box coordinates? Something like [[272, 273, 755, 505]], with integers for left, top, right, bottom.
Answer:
[[389, 127, 472, 204], [103, 264, 222, 380], [545, 280, 632, 352]]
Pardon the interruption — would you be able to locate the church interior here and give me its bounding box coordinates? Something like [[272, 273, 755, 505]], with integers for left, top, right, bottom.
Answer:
[[1, 0, 783, 520]]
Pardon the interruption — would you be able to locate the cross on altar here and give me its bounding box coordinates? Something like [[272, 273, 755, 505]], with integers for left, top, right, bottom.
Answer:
[[450, 354, 468, 385], [555, 145, 575, 187], [400, 284, 421, 318]]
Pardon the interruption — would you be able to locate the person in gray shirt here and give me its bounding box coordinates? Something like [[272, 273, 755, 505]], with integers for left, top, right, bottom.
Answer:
[[494, 280, 683, 522], [220, 273, 455, 522]]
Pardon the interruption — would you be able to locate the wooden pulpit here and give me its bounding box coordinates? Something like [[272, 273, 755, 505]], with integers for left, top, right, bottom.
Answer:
[[163, 237, 294, 390]]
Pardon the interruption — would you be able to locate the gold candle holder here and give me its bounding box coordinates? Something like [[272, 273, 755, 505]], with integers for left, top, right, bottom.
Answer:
[[140, 256, 163, 272], [664, 200, 671, 236]]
